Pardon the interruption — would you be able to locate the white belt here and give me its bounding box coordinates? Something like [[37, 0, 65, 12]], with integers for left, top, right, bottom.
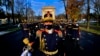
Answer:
[[24, 28, 28, 30], [73, 28, 78, 30]]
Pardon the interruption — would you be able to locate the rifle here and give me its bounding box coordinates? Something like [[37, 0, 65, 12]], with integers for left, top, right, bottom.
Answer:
[[21, 45, 33, 56], [21, 37, 33, 56]]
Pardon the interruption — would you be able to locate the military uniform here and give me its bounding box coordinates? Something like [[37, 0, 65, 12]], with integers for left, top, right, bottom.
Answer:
[[64, 23, 74, 56], [23, 17, 65, 56], [65, 23, 73, 39], [54, 24, 60, 30], [72, 23, 80, 40], [32, 29, 64, 56], [63, 20, 81, 56], [21, 23, 30, 38], [35, 17, 64, 56]]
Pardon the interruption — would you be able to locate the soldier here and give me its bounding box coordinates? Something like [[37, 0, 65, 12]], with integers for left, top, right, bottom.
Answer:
[[65, 21, 73, 40], [23, 17, 65, 56], [64, 21, 74, 56], [53, 22, 60, 30], [64, 20, 80, 56], [71, 20, 80, 42], [59, 21, 66, 37], [71, 20, 81, 56], [21, 20, 30, 38]]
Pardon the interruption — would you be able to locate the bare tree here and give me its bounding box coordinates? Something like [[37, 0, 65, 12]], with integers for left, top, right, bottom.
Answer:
[[3, 0, 13, 24], [61, 0, 68, 20], [27, 7, 35, 23], [86, 0, 90, 30], [93, 0, 100, 26], [15, 0, 26, 23]]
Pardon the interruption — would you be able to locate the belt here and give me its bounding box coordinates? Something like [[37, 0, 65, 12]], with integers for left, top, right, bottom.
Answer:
[[24, 28, 28, 30], [42, 49, 58, 55], [73, 28, 78, 30]]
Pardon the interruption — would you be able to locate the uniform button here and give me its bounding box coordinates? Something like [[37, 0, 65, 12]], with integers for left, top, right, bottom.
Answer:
[[56, 34, 58, 36], [46, 47, 48, 49], [43, 35, 46, 37], [44, 39, 46, 41], [56, 38, 58, 40], [45, 43, 47, 45]]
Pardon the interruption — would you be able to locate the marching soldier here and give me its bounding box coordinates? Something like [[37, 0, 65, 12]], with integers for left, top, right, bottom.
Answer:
[[71, 20, 80, 42], [64, 21, 74, 56], [65, 21, 73, 40], [64, 20, 80, 56], [59, 21, 66, 36], [21, 20, 30, 38], [71, 20, 81, 56], [23, 17, 65, 56]]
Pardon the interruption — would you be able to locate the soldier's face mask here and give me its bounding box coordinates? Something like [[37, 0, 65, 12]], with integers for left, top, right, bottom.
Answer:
[[44, 25, 53, 30]]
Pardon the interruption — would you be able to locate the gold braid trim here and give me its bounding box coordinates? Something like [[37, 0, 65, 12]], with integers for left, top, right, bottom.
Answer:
[[42, 49, 58, 55], [36, 30, 45, 51]]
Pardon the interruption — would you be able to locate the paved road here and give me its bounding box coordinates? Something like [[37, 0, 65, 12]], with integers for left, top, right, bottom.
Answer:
[[79, 31, 100, 56], [0, 30, 25, 56], [0, 30, 100, 56]]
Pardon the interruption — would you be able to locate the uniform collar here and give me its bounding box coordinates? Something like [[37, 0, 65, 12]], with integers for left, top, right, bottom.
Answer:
[[45, 29, 53, 34]]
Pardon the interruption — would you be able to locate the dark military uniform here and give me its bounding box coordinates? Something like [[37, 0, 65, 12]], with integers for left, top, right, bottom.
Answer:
[[64, 22, 80, 56], [54, 24, 60, 30], [39, 23, 44, 30], [59, 22, 66, 37], [64, 23, 74, 56], [22, 16, 65, 56], [31, 29, 64, 56], [70, 23, 80, 56], [72, 23, 80, 40], [65, 23, 73, 39], [21, 23, 30, 38]]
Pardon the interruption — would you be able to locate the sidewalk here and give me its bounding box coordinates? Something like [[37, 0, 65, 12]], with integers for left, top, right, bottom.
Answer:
[[0, 31, 10, 35], [0, 27, 21, 36]]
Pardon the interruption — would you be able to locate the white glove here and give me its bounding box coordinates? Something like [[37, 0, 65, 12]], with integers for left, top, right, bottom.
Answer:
[[76, 38, 79, 40]]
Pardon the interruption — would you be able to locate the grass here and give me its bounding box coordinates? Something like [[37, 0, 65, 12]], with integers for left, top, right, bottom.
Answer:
[[80, 27, 100, 35], [79, 23, 100, 35], [7, 27, 21, 32]]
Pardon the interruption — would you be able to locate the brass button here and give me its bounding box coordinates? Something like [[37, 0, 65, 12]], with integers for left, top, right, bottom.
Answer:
[[43, 35, 46, 37], [44, 39, 46, 41], [46, 47, 48, 49], [56, 38, 58, 40], [45, 43, 47, 45]]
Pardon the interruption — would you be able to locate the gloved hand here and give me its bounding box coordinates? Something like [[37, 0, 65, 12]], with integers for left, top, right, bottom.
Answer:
[[23, 38, 29, 45], [76, 38, 79, 40]]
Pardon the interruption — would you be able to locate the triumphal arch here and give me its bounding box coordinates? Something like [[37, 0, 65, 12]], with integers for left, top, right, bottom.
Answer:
[[42, 6, 55, 20]]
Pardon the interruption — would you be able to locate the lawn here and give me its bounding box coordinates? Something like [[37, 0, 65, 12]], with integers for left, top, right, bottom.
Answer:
[[79, 23, 100, 35]]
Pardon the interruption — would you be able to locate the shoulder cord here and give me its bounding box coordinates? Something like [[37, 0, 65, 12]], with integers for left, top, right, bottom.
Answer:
[[39, 31, 45, 51]]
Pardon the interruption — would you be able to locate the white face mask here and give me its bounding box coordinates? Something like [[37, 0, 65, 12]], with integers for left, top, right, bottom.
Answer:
[[47, 29, 53, 34]]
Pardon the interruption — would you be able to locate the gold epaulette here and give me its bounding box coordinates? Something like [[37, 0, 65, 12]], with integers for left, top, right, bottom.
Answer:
[[36, 30, 42, 37], [55, 30, 63, 37]]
